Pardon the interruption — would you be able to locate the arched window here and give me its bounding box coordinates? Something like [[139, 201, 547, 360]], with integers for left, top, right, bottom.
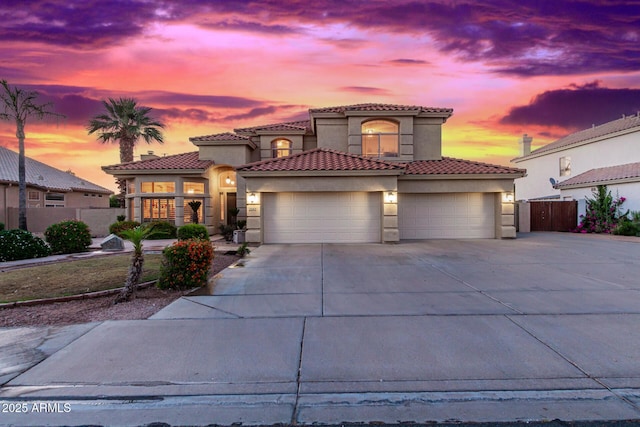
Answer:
[[362, 120, 399, 158], [271, 138, 292, 158]]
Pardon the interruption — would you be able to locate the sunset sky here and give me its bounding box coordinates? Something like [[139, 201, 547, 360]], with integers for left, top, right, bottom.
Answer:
[[1, 0, 640, 192]]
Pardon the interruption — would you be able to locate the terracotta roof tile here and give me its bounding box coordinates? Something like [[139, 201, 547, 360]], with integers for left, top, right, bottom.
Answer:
[[235, 120, 311, 134], [237, 148, 404, 172], [103, 152, 215, 171], [189, 132, 250, 142], [310, 103, 453, 114], [0, 146, 112, 194], [520, 113, 640, 159], [405, 157, 526, 175], [555, 162, 640, 188]]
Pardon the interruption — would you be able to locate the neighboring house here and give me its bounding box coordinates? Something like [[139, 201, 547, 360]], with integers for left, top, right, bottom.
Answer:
[[512, 113, 640, 212], [103, 103, 525, 243], [0, 146, 113, 225]]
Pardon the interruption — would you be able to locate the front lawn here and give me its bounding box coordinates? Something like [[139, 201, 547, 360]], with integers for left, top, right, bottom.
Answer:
[[0, 254, 163, 303]]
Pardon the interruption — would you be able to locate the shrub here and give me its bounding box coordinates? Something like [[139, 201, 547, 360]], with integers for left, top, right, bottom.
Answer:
[[574, 185, 627, 234], [613, 220, 640, 237], [116, 214, 126, 222], [219, 223, 234, 241], [44, 220, 92, 254], [0, 222, 4, 231], [0, 229, 51, 262], [177, 224, 209, 241], [158, 239, 214, 290], [146, 221, 177, 239], [109, 220, 140, 237]]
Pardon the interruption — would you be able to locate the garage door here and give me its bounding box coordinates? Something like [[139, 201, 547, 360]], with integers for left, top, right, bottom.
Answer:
[[263, 192, 381, 243], [399, 193, 495, 239]]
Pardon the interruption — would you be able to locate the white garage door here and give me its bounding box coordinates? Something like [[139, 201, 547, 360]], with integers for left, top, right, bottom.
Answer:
[[399, 193, 495, 239], [263, 192, 381, 243]]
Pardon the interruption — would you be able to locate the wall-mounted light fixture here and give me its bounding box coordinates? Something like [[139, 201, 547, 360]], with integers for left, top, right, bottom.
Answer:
[[225, 175, 231, 185], [247, 192, 258, 204], [384, 191, 397, 204], [502, 192, 515, 203]]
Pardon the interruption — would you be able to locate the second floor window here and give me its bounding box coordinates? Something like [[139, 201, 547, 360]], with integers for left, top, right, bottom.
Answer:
[[272, 139, 292, 158], [362, 120, 399, 158], [560, 156, 571, 176]]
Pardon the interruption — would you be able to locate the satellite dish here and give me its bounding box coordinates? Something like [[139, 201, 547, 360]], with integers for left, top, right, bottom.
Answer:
[[549, 177, 556, 186]]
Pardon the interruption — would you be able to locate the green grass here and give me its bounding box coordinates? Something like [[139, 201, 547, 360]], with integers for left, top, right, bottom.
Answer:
[[0, 254, 163, 303]]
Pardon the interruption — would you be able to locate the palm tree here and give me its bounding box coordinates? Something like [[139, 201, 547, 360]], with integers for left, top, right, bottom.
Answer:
[[0, 80, 63, 230], [88, 98, 164, 207], [115, 225, 155, 304], [88, 97, 165, 164]]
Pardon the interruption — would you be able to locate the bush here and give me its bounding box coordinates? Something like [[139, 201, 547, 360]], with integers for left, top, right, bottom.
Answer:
[[109, 220, 140, 237], [116, 214, 126, 222], [574, 185, 627, 234], [146, 221, 177, 239], [158, 239, 214, 290], [0, 229, 51, 262], [0, 222, 4, 231], [44, 220, 92, 254], [177, 224, 209, 241], [613, 220, 640, 236]]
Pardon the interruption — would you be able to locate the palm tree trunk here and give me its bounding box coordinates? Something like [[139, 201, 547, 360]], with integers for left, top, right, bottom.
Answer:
[[114, 252, 144, 304], [16, 119, 27, 231], [120, 138, 135, 163]]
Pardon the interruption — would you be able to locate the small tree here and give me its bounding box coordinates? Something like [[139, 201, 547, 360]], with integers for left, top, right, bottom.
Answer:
[[0, 80, 64, 230], [115, 225, 155, 303], [188, 200, 202, 224], [575, 185, 627, 234]]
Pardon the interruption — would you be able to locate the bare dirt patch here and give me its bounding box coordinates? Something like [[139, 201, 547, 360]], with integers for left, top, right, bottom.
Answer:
[[0, 253, 239, 327]]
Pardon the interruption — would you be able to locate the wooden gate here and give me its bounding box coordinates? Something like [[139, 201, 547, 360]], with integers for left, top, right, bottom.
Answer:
[[530, 201, 578, 232]]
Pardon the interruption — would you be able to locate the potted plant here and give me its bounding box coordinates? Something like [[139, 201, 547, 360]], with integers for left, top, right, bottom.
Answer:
[[188, 200, 202, 224]]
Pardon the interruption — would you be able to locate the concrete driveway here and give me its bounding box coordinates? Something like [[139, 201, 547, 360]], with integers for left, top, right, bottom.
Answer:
[[2, 233, 640, 425]]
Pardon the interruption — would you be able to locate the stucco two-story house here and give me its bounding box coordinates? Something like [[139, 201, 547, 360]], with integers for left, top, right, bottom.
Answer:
[[512, 113, 640, 212], [1, 146, 112, 226], [103, 103, 525, 243]]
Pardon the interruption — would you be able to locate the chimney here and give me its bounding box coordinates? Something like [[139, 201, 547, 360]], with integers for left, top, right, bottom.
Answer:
[[140, 150, 159, 161], [519, 133, 532, 157]]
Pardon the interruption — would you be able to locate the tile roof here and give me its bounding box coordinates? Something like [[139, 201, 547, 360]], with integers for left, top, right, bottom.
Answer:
[[189, 132, 250, 142], [237, 148, 405, 172], [103, 151, 215, 171], [237, 149, 525, 176], [555, 162, 640, 188], [0, 146, 112, 193], [235, 120, 312, 134], [405, 157, 526, 175], [309, 103, 453, 115], [521, 113, 640, 159]]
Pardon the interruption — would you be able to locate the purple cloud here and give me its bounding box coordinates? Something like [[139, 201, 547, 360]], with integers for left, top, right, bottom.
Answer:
[[224, 106, 279, 121], [500, 81, 640, 129], [386, 59, 431, 66], [339, 86, 390, 95]]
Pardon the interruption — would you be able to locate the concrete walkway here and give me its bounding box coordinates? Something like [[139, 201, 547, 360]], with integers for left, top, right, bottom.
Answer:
[[2, 233, 640, 425]]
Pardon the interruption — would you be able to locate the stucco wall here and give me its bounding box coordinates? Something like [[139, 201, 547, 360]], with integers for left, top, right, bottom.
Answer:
[[513, 129, 640, 201], [398, 178, 515, 193], [244, 175, 398, 193], [5, 207, 125, 236], [315, 118, 349, 151], [198, 145, 252, 165], [560, 182, 640, 214], [413, 117, 444, 161]]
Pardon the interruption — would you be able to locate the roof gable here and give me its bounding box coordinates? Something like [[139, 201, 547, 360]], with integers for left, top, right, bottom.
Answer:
[[0, 146, 112, 193], [103, 151, 215, 172]]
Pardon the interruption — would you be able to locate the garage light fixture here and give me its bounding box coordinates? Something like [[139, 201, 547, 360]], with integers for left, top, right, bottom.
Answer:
[[502, 192, 514, 203], [385, 191, 397, 204], [247, 192, 258, 204]]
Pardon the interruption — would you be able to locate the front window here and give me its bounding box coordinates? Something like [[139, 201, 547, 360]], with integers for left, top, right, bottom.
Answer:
[[271, 138, 292, 158], [142, 198, 175, 223], [362, 120, 399, 158], [560, 156, 571, 176], [141, 181, 175, 193], [45, 192, 65, 201], [184, 182, 205, 195], [28, 191, 40, 201]]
